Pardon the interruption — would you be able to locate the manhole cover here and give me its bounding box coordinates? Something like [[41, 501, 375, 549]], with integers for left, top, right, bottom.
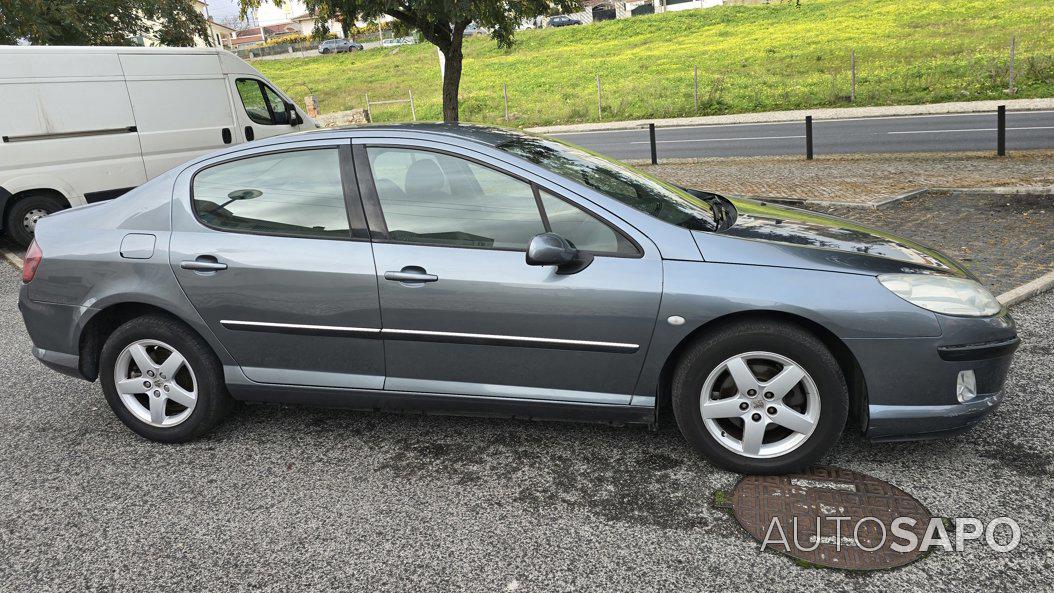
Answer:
[[730, 466, 933, 570]]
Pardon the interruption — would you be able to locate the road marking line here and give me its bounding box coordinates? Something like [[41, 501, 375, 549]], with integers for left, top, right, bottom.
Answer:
[[889, 126, 1054, 135], [629, 134, 805, 144]]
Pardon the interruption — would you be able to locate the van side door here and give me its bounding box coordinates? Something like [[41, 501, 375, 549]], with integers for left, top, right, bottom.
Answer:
[[120, 53, 238, 179]]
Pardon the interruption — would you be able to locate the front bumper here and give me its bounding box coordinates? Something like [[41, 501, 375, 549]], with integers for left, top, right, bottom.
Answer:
[[848, 311, 1019, 441]]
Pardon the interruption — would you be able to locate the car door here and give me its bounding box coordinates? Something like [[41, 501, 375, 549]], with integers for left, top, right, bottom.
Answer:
[[229, 77, 305, 143], [353, 139, 663, 404], [169, 140, 385, 389]]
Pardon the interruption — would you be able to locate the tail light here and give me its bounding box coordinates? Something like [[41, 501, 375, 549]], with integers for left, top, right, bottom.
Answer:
[[22, 240, 42, 283]]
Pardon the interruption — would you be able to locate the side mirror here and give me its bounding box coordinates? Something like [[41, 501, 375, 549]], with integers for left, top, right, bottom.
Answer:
[[273, 102, 298, 126], [286, 103, 302, 126], [526, 233, 593, 275]]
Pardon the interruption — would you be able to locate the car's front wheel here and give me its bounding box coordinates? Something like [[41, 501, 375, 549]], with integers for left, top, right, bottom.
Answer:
[[672, 320, 847, 474], [99, 315, 233, 442]]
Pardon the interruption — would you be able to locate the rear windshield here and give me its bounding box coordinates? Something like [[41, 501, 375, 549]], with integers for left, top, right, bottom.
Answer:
[[496, 136, 716, 231]]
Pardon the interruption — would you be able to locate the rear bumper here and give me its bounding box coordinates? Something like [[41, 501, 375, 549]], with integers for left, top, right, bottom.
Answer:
[[19, 286, 91, 380], [31, 346, 85, 379]]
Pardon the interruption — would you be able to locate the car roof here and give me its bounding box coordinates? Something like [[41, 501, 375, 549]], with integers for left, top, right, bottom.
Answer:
[[255, 123, 536, 150]]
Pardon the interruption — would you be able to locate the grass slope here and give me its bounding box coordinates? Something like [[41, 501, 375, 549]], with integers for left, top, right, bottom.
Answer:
[[257, 0, 1054, 127]]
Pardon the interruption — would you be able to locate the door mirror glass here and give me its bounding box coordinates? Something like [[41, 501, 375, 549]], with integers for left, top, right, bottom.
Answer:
[[286, 102, 302, 126], [526, 233, 593, 274]]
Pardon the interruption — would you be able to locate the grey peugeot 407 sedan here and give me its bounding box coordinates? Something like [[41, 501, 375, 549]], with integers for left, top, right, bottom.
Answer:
[[18, 125, 1019, 474]]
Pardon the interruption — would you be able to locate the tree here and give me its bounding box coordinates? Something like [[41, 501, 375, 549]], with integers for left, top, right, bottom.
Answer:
[[0, 0, 210, 47], [240, 0, 577, 123]]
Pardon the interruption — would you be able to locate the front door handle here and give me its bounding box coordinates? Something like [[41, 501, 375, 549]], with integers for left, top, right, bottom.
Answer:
[[244, 126, 255, 141], [181, 256, 228, 272], [384, 268, 438, 283]]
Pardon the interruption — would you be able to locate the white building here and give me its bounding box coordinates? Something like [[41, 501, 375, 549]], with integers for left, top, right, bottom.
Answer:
[[135, 0, 236, 48]]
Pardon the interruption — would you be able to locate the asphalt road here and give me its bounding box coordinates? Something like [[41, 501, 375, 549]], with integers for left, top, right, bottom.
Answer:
[[1, 261, 1052, 592], [552, 111, 1054, 160]]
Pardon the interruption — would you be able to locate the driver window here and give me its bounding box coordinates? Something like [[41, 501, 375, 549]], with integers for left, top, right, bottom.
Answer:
[[367, 147, 545, 250]]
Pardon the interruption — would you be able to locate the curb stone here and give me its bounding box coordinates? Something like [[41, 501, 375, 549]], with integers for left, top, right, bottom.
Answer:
[[1, 249, 22, 272], [997, 270, 1054, 307]]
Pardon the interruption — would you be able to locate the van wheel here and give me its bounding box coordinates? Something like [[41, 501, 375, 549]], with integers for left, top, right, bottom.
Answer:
[[671, 320, 848, 475], [99, 315, 233, 442], [6, 193, 66, 247]]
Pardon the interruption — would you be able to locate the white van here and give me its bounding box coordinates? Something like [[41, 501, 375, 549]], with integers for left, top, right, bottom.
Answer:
[[0, 46, 316, 246]]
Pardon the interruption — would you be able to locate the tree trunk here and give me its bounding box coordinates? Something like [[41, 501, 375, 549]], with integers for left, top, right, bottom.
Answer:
[[441, 35, 464, 123]]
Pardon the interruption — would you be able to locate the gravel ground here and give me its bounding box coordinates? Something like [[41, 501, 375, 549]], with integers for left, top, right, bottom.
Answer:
[[0, 262, 1052, 592], [637, 151, 1054, 204], [804, 191, 1054, 295]]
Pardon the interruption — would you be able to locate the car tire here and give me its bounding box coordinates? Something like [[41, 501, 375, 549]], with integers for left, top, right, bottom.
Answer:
[[671, 319, 848, 474], [6, 193, 66, 247], [99, 314, 233, 443]]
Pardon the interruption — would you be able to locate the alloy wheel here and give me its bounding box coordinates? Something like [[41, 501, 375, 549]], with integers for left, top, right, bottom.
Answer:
[[699, 351, 820, 458], [114, 339, 198, 427]]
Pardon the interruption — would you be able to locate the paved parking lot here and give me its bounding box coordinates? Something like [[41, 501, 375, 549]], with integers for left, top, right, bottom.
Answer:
[[1, 262, 1051, 592]]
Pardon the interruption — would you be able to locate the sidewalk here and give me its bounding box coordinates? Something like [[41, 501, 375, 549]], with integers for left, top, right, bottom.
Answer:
[[528, 98, 1054, 134], [637, 150, 1054, 205]]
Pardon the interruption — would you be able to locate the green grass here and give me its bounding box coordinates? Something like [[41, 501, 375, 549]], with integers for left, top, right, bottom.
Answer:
[[257, 0, 1054, 127]]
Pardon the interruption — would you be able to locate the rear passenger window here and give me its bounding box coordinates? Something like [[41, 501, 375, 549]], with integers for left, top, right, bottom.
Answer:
[[192, 149, 350, 239]]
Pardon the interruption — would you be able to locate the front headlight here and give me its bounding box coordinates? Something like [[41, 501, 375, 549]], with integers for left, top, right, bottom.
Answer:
[[878, 274, 1002, 317]]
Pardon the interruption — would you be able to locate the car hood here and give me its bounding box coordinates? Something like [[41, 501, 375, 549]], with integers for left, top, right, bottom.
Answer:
[[693, 197, 973, 278]]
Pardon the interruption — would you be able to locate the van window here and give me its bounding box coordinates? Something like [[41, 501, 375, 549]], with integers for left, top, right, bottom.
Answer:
[[192, 149, 351, 239], [235, 78, 286, 126]]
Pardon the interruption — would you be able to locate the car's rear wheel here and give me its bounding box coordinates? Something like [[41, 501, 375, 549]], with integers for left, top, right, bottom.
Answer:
[[671, 320, 848, 474], [6, 193, 66, 247], [99, 315, 232, 442]]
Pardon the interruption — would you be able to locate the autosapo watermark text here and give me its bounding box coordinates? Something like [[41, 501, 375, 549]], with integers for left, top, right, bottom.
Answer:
[[761, 516, 1021, 553]]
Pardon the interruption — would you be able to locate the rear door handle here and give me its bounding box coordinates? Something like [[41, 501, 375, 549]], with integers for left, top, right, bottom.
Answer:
[[181, 256, 228, 271], [384, 269, 438, 283]]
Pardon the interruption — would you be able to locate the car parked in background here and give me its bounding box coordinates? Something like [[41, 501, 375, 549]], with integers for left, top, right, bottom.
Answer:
[[547, 15, 582, 27], [381, 36, 416, 47], [318, 38, 363, 54], [0, 46, 314, 247], [19, 125, 1018, 475]]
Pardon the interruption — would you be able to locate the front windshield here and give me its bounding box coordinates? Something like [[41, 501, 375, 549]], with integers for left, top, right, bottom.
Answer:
[[496, 135, 716, 231]]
